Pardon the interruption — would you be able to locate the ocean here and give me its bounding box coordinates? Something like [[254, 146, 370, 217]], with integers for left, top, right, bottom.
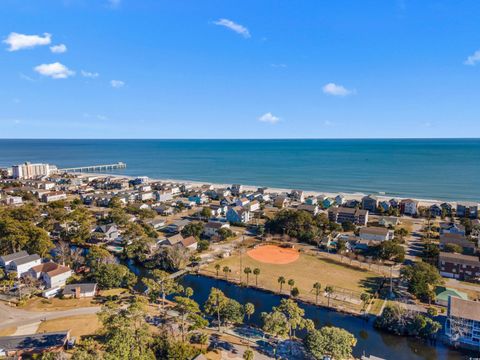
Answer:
[[0, 139, 479, 202]]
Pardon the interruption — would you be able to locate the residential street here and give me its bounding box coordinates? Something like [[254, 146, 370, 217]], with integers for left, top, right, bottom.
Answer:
[[0, 302, 101, 330]]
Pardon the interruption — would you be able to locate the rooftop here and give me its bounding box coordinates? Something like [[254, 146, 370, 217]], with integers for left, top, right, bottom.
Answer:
[[449, 297, 480, 322]]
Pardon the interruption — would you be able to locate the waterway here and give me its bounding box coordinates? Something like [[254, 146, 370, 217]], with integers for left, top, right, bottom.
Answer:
[[175, 274, 476, 360]]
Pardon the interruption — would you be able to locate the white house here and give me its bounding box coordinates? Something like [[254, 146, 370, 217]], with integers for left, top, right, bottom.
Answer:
[[235, 198, 250, 207], [30, 262, 72, 288], [7, 253, 42, 278], [297, 203, 319, 215], [0, 250, 29, 268], [63, 283, 97, 298], [204, 221, 230, 238], [226, 206, 251, 224], [400, 199, 418, 216], [247, 200, 260, 212], [359, 227, 394, 242], [179, 236, 198, 251]]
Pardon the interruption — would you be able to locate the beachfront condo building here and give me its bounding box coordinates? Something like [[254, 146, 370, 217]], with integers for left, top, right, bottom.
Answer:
[[12, 162, 56, 179]]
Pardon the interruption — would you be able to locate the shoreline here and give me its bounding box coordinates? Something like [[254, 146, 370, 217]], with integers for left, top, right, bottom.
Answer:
[[75, 171, 456, 207]]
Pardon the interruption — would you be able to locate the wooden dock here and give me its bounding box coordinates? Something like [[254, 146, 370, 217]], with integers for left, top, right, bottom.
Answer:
[[59, 162, 126, 173]]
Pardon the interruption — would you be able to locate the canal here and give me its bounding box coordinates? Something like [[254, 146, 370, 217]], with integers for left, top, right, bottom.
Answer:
[[174, 274, 477, 360]]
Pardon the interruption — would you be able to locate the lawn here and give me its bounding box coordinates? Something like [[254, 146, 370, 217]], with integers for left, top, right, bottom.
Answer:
[[0, 327, 16, 336], [203, 251, 382, 311], [36, 314, 101, 337], [22, 297, 96, 311]]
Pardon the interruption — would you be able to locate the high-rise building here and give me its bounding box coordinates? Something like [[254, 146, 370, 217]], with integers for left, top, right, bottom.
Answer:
[[12, 162, 56, 179]]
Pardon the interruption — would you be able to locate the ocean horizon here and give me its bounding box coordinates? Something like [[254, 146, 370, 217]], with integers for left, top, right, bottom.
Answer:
[[1, 138, 479, 202]]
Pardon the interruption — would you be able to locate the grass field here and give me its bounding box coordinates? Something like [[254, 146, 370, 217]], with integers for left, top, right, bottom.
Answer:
[[203, 250, 382, 311], [37, 314, 101, 337], [0, 327, 16, 336], [21, 297, 97, 311]]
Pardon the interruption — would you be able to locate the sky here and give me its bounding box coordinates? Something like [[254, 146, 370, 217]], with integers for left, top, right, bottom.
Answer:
[[1, 0, 480, 139]]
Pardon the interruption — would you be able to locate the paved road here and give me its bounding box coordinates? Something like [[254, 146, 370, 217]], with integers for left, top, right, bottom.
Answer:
[[0, 302, 101, 331], [404, 219, 426, 264]]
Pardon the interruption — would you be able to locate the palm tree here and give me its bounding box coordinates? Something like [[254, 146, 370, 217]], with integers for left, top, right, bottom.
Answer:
[[215, 264, 221, 277], [253, 268, 260, 286], [278, 276, 286, 293], [325, 285, 334, 307], [244, 267, 252, 286], [288, 279, 295, 291], [312, 282, 321, 304], [223, 266, 231, 280]]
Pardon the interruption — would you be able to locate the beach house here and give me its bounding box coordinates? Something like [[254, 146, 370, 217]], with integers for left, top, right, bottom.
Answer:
[[445, 297, 480, 349], [400, 199, 418, 216], [361, 195, 378, 212], [30, 262, 72, 288], [456, 202, 479, 219], [4, 253, 42, 278], [226, 206, 251, 224], [439, 233, 476, 254], [328, 207, 369, 226], [204, 221, 230, 238], [359, 227, 394, 242]]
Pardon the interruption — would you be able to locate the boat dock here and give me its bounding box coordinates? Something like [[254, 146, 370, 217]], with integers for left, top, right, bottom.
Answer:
[[59, 162, 126, 172]]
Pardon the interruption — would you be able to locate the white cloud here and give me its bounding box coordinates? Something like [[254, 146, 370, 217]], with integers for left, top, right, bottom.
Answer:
[[34, 62, 75, 79], [258, 112, 280, 124], [81, 70, 99, 78], [50, 44, 67, 53], [213, 19, 250, 38], [322, 83, 353, 96], [323, 120, 333, 126], [110, 80, 125, 88], [96, 114, 108, 120], [271, 63, 287, 68], [464, 50, 480, 66], [3, 32, 51, 51]]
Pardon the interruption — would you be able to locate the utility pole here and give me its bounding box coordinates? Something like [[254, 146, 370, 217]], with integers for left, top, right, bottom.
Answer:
[[239, 235, 244, 283]]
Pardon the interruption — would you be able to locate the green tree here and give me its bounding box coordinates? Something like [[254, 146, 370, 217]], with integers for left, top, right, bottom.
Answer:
[[291, 287, 300, 298], [278, 276, 286, 294], [401, 262, 443, 302], [197, 239, 210, 252], [91, 263, 137, 289], [200, 207, 212, 220], [173, 296, 208, 341], [253, 268, 260, 286], [99, 299, 155, 360], [288, 279, 295, 291], [215, 263, 221, 277], [223, 266, 231, 279], [244, 267, 252, 286], [312, 282, 321, 304], [262, 298, 309, 339], [204, 288, 244, 330], [142, 269, 177, 314], [325, 286, 334, 307], [360, 293, 372, 310], [181, 222, 204, 239], [444, 243, 463, 254], [244, 302, 255, 322], [218, 227, 234, 240], [243, 349, 254, 360], [304, 326, 357, 360]]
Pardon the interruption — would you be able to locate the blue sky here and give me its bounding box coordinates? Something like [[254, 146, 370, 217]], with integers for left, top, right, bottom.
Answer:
[[1, 0, 480, 138]]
